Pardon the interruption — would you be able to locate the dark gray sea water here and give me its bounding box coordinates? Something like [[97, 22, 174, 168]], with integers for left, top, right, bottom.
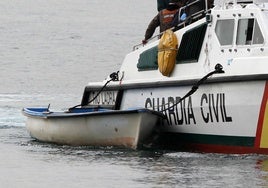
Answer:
[[1, 0, 268, 187]]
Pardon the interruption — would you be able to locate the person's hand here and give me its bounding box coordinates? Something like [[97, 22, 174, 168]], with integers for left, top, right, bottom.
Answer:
[[142, 39, 147, 45]]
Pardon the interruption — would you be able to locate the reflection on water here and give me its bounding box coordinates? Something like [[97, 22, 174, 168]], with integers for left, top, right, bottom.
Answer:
[[1, 126, 268, 187], [256, 158, 268, 187]]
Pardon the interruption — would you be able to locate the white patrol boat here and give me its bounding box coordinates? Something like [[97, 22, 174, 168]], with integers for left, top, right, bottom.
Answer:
[[80, 0, 268, 154]]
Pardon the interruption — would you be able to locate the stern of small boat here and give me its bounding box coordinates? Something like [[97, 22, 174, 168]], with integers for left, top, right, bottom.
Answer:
[[133, 109, 165, 149]]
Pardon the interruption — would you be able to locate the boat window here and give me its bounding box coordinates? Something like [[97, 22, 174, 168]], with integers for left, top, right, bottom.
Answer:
[[215, 19, 235, 46], [176, 23, 207, 63], [137, 46, 158, 71], [253, 20, 264, 44], [236, 18, 264, 45]]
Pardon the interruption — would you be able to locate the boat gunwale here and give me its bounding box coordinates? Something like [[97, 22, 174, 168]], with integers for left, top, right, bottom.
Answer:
[[22, 107, 165, 119], [84, 73, 268, 91]]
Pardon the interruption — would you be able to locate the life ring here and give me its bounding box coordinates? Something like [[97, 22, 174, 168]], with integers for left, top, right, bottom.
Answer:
[[157, 29, 178, 77]]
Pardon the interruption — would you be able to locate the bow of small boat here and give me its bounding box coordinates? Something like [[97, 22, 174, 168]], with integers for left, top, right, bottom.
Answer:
[[22, 107, 51, 118]]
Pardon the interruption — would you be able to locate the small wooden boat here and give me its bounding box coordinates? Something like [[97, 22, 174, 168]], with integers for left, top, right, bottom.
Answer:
[[22, 107, 164, 149]]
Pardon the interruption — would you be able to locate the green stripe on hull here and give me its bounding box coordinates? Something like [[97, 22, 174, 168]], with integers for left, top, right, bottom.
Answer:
[[159, 132, 255, 147]]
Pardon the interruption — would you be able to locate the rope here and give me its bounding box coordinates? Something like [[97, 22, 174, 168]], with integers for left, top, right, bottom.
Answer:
[[159, 63, 224, 112], [68, 71, 119, 111], [68, 63, 224, 113], [158, 47, 178, 52]]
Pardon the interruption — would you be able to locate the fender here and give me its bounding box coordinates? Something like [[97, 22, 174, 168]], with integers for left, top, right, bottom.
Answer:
[[158, 29, 178, 77]]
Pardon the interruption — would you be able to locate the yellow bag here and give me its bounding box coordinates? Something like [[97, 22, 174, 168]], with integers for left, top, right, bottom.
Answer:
[[158, 29, 178, 77]]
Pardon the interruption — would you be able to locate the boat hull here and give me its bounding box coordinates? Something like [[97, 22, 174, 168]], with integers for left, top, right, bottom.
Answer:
[[85, 79, 268, 153], [23, 108, 162, 149], [119, 80, 268, 153]]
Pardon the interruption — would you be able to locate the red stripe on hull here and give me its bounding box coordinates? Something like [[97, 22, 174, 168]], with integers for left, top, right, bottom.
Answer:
[[255, 81, 268, 148], [181, 143, 268, 154]]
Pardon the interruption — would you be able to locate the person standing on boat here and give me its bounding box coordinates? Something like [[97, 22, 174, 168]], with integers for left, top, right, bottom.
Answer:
[[142, 0, 181, 45]]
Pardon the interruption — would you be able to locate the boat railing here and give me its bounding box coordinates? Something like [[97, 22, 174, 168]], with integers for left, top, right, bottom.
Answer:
[[175, 0, 210, 28], [133, 0, 211, 51], [216, 0, 268, 9]]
